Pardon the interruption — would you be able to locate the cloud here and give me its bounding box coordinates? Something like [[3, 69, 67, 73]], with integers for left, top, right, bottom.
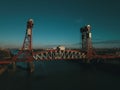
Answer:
[[70, 40, 120, 48], [93, 40, 120, 44]]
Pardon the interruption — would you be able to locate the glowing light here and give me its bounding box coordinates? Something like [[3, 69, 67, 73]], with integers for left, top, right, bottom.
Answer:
[[28, 19, 34, 23]]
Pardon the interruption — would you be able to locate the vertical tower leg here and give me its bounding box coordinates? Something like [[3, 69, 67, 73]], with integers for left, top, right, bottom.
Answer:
[[12, 19, 34, 72], [80, 25, 93, 61], [12, 62, 16, 71], [27, 62, 34, 73]]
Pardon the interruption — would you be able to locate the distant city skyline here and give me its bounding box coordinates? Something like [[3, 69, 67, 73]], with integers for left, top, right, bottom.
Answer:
[[0, 0, 120, 48]]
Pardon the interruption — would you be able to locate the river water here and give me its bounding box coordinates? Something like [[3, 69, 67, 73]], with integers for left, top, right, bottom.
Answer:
[[0, 60, 120, 90]]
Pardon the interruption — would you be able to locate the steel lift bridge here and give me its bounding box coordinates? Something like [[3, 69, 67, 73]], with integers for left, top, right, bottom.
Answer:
[[0, 19, 87, 72], [0, 19, 120, 72]]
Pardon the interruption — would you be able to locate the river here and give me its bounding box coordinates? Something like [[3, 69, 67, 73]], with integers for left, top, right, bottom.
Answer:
[[0, 60, 120, 90]]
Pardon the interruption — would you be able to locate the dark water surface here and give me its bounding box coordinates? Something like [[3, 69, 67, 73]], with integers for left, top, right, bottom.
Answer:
[[0, 60, 120, 90]]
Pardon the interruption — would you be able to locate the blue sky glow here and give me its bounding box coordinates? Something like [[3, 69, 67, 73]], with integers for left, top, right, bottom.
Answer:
[[0, 0, 120, 48]]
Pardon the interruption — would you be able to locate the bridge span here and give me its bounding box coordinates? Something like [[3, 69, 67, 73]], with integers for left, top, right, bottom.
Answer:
[[33, 49, 86, 60]]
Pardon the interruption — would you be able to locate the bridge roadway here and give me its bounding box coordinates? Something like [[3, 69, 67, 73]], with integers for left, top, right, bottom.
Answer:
[[0, 49, 85, 64], [0, 49, 120, 64]]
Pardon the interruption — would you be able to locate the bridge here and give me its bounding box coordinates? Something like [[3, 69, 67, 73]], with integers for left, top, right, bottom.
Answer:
[[0, 19, 120, 72], [33, 49, 86, 60]]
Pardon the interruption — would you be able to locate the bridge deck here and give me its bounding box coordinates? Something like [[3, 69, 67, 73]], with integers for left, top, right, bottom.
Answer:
[[0, 55, 120, 65]]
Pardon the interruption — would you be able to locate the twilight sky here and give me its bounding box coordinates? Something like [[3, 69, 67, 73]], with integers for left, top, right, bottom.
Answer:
[[0, 0, 120, 48]]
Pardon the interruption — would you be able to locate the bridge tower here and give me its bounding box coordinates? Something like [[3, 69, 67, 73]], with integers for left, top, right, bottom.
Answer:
[[80, 25, 93, 59], [12, 19, 34, 72], [22, 19, 33, 51]]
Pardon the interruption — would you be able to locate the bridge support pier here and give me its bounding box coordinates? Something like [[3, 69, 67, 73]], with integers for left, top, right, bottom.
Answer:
[[82, 59, 89, 63], [86, 59, 90, 63], [12, 62, 16, 71], [27, 62, 34, 73]]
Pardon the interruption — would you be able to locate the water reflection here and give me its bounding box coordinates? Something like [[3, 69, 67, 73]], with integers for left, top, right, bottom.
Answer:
[[0, 60, 120, 90]]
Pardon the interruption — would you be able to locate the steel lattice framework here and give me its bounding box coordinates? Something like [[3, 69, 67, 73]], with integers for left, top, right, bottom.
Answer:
[[12, 19, 34, 62]]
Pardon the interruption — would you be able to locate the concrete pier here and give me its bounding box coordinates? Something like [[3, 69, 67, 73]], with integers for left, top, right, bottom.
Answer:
[[27, 62, 34, 73], [12, 62, 16, 71]]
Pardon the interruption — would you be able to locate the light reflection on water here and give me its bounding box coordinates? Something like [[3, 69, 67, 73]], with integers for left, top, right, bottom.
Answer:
[[0, 60, 120, 90]]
